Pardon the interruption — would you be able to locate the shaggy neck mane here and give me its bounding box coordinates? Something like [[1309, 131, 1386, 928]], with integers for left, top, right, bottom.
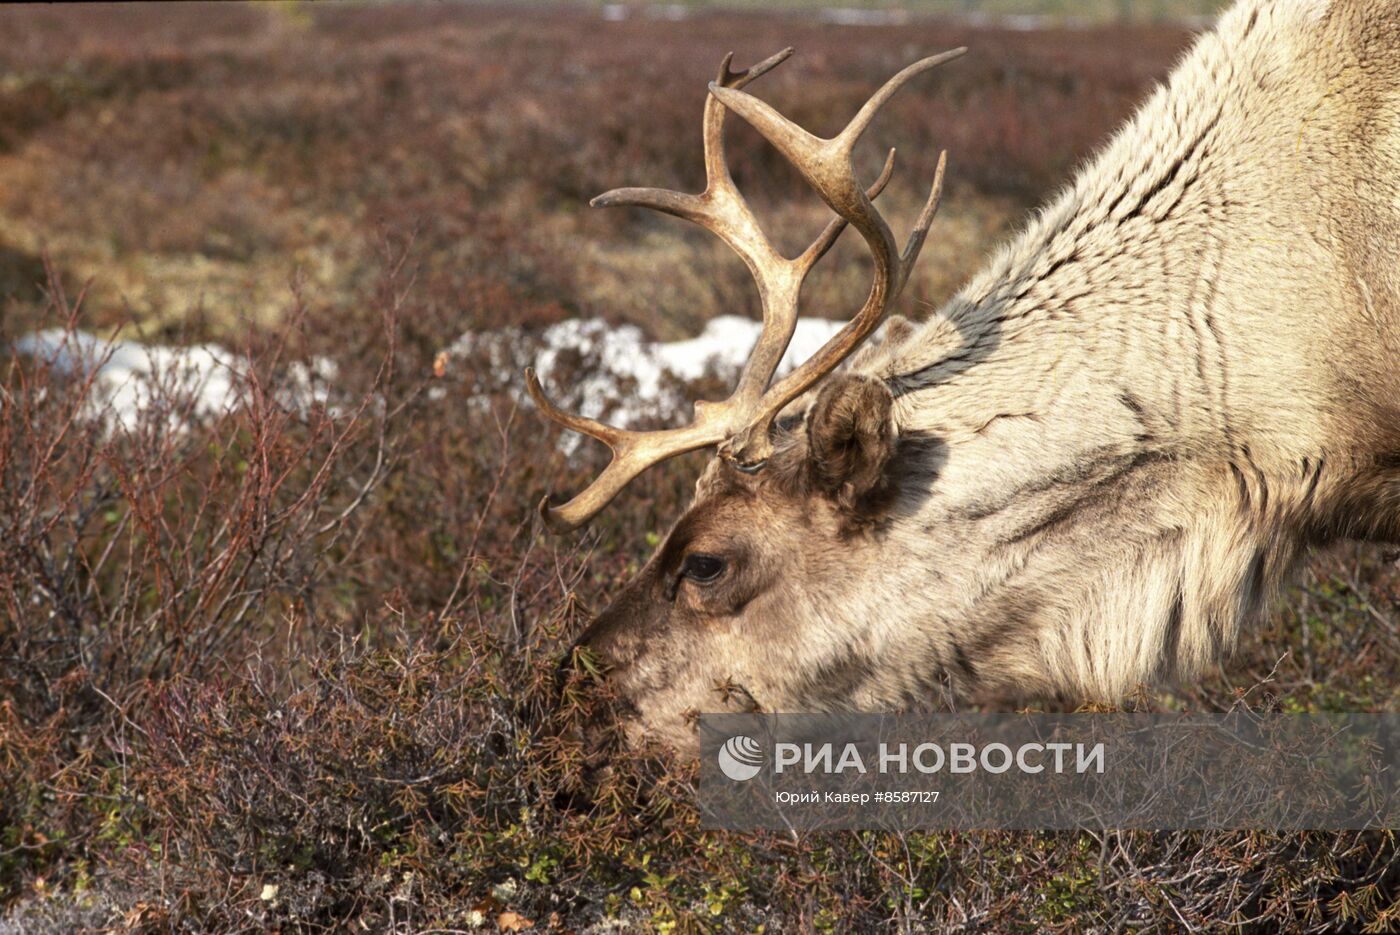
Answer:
[[845, 0, 1367, 703]]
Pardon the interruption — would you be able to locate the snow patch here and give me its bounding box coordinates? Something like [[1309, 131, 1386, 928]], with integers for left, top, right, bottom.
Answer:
[[11, 314, 848, 443], [12, 330, 334, 434], [445, 314, 848, 429]]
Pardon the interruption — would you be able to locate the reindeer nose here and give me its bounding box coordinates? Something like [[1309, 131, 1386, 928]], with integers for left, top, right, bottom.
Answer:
[[554, 618, 641, 759], [557, 618, 622, 690], [557, 577, 655, 698], [571, 607, 641, 670]]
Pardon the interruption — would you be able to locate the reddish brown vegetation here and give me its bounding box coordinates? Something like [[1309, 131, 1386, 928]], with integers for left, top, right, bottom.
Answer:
[[0, 3, 1193, 339], [2, 4, 1400, 932]]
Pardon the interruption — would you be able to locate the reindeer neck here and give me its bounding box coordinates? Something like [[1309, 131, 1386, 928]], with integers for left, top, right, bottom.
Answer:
[[839, 0, 1400, 703]]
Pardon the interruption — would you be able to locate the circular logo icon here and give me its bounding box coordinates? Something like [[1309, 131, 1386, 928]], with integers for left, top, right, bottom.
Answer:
[[717, 735, 764, 782]]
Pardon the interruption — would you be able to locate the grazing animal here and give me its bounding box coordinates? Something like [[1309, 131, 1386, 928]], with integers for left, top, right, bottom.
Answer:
[[527, 0, 1400, 751]]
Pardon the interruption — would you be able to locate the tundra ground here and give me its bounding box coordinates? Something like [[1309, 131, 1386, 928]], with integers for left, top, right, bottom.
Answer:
[[2, 4, 1398, 932]]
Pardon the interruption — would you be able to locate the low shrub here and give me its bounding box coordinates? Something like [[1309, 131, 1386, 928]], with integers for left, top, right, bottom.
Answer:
[[4, 6, 1400, 932]]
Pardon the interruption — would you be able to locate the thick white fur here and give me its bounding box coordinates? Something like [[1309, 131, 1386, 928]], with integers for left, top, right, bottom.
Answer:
[[839, 0, 1400, 701]]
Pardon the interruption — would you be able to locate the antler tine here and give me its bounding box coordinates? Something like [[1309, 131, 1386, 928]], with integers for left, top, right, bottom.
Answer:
[[709, 48, 794, 185], [524, 367, 625, 446], [589, 187, 706, 222], [590, 47, 791, 214], [588, 50, 794, 221], [897, 149, 947, 294], [590, 49, 793, 285], [836, 49, 967, 154], [711, 50, 965, 465], [719, 47, 793, 88], [526, 367, 742, 532]]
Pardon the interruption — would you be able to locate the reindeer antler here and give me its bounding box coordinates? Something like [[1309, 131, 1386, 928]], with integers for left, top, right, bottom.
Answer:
[[527, 47, 964, 532]]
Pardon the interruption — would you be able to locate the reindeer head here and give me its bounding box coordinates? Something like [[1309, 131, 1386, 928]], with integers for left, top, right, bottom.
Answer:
[[528, 48, 965, 753]]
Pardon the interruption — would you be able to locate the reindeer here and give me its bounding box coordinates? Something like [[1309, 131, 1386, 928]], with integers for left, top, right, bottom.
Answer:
[[526, 0, 1400, 751]]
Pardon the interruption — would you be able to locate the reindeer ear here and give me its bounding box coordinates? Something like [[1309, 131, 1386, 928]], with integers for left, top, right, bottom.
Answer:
[[806, 373, 897, 512]]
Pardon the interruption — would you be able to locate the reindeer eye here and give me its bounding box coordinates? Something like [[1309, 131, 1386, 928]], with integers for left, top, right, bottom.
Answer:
[[681, 553, 726, 584]]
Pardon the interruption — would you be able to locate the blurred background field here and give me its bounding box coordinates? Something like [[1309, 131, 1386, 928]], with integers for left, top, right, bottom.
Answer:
[[0, 2, 1205, 344], [583, 0, 1225, 18], [5, 2, 1400, 933]]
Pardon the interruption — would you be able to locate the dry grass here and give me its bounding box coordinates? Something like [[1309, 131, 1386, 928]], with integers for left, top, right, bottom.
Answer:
[[2, 4, 1400, 933], [0, 4, 1192, 339]]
